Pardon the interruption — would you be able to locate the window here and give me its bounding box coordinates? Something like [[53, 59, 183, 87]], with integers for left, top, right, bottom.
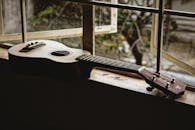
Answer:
[[0, 0, 117, 47], [87, 0, 195, 76], [95, 0, 154, 66], [151, 0, 195, 75], [0, 0, 194, 76]]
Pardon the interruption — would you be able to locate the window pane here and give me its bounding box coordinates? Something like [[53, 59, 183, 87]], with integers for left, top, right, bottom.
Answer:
[[165, 0, 195, 13], [1, 0, 21, 34], [25, 0, 83, 48], [95, 4, 154, 67], [0, 0, 22, 44], [162, 14, 195, 75], [95, 2, 111, 26], [51, 37, 82, 49], [27, 0, 83, 32]]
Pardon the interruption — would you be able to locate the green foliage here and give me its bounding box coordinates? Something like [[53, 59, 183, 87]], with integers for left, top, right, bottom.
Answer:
[[96, 33, 120, 45], [29, 5, 60, 31], [28, 2, 82, 31], [96, 33, 121, 53]]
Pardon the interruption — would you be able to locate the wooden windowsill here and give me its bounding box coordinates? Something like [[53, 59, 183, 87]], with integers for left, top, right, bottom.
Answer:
[[0, 47, 8, 60], [90, 68, 195, 106]]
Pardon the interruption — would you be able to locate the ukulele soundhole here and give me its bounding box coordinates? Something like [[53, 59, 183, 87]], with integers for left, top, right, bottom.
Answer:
[[51, 50, 70, 56]]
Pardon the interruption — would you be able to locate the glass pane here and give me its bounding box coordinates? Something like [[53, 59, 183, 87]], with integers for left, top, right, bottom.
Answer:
[[2, 0, 21, 34], [95, 3, 111, 26], [165, 0, 195, 13], [0, 0, 23, 44], [25, 0, 83, 48], [50, 37, 82, 49], [162, 15, 195, 74], [95, 6, 154, 68], [27, 0, 83, 32]]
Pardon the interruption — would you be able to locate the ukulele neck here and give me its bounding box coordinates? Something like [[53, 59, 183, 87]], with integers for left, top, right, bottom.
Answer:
[[77, 54, 141, 74]]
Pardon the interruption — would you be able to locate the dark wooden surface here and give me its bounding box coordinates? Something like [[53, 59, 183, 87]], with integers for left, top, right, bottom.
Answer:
[[0, 59, 195, 130]]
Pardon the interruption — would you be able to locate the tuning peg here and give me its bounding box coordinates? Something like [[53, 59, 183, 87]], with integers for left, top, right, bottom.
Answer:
[[171, 78, 175, 84], [154, 72, 160, 77], [152, 75, 156, 81], [165, 82, 170, 89]]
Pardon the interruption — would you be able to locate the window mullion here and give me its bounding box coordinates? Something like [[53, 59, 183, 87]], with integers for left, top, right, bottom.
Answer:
[[82, 0, 95, 55], [110, 0, 117, 32], [156, 0, 164, 73], [150, 0, 158, 53], [0, 0, 3, 34], [20, 0, 27, 43]]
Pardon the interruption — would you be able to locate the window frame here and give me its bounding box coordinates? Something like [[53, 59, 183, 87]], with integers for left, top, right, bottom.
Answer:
[[0, 0, 117, 42], [0, 0, 195, 75], [0, 0, 3, 34], [151, 0, 195, 75], [84, 0, 195, 75]]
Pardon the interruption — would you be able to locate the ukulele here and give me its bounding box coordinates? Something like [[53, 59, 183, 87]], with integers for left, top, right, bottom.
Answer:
[[8, 40, 187, 98]]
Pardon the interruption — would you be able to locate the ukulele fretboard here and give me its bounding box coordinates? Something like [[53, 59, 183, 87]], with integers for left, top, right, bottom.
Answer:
[[77, 54, 141, 73]]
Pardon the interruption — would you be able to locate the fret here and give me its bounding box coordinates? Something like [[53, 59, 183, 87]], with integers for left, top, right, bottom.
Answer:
[[109, 60, 127, 69], [122, 63, 130, 68], [115, 61, 127, 67], [85, 55, 94, 62], [109, 59, 120, 66], [82, 55, 92, 61], [76, 54, 87, 60], [78, 54, 88, 60], [92, 56, 103, 63], [98, 56, 107, 64], [108, 59, 118, 66], [105, 59, 116, 66], [96, 56, 110, 65]]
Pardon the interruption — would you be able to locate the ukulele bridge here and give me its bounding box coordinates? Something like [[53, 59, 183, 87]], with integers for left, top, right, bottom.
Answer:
[[19, 41, 46, 52]]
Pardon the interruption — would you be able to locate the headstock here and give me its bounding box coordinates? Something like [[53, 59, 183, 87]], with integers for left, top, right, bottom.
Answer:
[[138, 67, 186, 98]]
